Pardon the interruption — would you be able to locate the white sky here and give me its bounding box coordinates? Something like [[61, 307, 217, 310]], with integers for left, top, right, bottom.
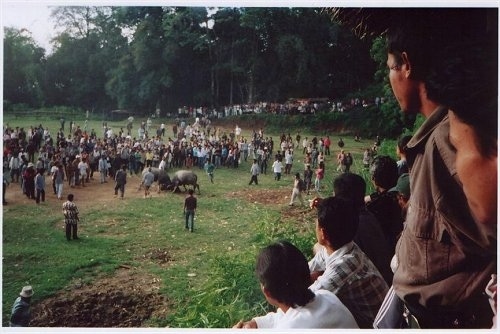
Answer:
[[3, 0, 497, 55]]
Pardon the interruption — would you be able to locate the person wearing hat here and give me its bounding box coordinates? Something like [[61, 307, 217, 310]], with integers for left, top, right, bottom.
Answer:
[[389, 173, 410, 219], [10, 286, 34, 326], [22, 162, 36, 200]]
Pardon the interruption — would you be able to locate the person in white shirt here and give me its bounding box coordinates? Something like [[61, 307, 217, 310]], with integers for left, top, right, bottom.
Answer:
[[272, 157, 283, 181], [77, 158, 89, 187], [232, 241, 358, 329]]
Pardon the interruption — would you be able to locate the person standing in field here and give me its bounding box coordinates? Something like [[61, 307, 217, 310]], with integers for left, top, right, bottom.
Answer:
[[204, 159, 215, 184], [289, 173, 305, 207], [184, 189, 197, 232], [114, 165, 127, 199], [249, 159, 260, 185], [54, 164, 65, 200], [34, 168, 45, 204], [272, 156, 283, 181], [314, 162, 324, 193], [63, 193, 79, 241], [142, 167, 155, 198]]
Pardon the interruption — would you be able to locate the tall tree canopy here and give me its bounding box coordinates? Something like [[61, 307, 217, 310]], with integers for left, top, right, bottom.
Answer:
[[4, 6, 379, 116]]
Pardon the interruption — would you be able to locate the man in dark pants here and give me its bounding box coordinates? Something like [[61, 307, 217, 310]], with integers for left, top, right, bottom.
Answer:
[[63, 193, 79, 240], [114, 165, 127, 199], [183, 189, 197, 232]]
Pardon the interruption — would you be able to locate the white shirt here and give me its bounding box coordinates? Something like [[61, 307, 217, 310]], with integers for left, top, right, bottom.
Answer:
[[254, 290, 358, 328], [272, 160, 283, 173]]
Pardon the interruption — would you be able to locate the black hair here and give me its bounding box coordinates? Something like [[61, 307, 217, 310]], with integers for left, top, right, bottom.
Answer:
[[333, 173, 366, 208], [67, 194, 74, 201], [397, 135, 412, 154], [386, 9, 497, 157], [317, 196, 359, 249], [426, 39, 497, 157], [369, 155, 398, 191], [255, 241, 314, 308]]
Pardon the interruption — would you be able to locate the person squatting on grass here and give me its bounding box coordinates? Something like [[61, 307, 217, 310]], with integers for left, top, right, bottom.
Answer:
[[232, 241, 358, 329], [10, 286, 34, 327], [63, 193, 79, 241]]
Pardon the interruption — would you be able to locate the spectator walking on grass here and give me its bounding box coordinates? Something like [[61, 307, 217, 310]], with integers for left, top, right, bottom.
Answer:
[[63, 193, 79, 241], [184, 189, 197, 232], [249, 159, 260, 185], [204, 159, 215, 184], [289, 173, 305, 207], [232, 241, 358, 329]]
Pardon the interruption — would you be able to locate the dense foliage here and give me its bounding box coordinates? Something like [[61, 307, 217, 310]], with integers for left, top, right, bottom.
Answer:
[[4, 8, 373, 110], [4, 6, 414, 138]]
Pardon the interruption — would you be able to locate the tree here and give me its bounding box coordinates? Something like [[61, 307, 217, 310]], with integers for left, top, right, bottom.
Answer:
[[3, 27, 46, 109]]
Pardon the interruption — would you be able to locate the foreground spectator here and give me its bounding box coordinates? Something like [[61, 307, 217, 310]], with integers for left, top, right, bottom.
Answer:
[[10, 286, 33, 327], [233, 241, 358, 329], [309, 196, 388, 328]]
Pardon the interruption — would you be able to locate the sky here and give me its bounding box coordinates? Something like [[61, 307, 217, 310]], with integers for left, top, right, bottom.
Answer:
[[4, 0, 497, 55]]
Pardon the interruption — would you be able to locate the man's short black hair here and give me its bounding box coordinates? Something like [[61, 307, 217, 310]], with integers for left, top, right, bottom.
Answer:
[[333, 173, 366, 208], [369, 155, 398, 191], [67, 194, 74, 201], [256, 241, 314, 307], [317, 196, 359, 249]]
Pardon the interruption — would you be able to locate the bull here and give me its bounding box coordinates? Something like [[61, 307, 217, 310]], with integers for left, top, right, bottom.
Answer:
[[171, 170, 200, 194], [139, 167, 173, 193]]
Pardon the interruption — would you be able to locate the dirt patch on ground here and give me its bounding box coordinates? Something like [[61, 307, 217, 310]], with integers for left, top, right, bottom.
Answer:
[[30, 267, 170, 327], [232, 187, 318, 232], [6, 174, 174, 327], [230, 188, 290, 206]]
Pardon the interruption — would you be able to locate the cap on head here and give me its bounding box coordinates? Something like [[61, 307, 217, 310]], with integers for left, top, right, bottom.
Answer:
[[20, 286, 34, 298], [389, 173, 410, 198]]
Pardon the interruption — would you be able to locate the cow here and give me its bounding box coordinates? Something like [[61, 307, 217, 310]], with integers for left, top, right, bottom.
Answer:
[[171, 170, 200, 194], [139, 167, 172, 193]]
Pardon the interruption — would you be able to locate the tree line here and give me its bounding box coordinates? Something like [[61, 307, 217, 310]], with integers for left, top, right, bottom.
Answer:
[[4, 6, 411, 136]]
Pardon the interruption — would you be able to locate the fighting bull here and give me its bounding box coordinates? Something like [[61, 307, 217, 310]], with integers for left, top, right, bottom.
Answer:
[[139, 167, 172, 192], [171, 170, 200, 194]]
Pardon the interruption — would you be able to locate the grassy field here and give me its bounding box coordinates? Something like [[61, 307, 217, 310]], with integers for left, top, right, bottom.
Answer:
[[2, 113, 396, 327]]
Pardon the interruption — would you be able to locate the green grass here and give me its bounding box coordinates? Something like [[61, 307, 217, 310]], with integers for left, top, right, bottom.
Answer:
[[2, 114, 399, 327]]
